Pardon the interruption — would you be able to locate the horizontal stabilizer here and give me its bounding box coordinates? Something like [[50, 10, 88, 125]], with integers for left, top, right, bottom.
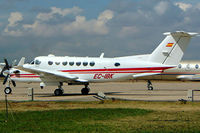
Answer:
[[177, 75, 200, 81], [133, 73, 161, 78]]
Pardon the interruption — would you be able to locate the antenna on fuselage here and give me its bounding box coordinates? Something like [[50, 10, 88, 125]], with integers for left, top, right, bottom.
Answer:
[[100, 53, 104, 58]]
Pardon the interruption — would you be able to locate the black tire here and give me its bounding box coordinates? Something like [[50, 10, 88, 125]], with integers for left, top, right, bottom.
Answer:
[[54, 89, 63, 96], [81, 87, 90, 95], [148, 86, 153, 90], [4, 87, 12, 94]]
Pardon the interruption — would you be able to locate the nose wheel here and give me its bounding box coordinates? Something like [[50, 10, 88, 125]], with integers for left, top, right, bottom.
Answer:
[[4, 87, 12, 94]]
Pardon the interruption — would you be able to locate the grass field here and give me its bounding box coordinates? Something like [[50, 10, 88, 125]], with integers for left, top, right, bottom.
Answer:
[[0, 100, 200, 132]]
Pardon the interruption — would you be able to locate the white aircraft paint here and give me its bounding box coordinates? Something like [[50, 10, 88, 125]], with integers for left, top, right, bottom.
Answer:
[[2, 31, 198, 95]]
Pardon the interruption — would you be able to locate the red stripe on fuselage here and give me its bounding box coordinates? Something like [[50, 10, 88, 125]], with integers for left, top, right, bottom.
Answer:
[[60, 67, 172, 72], [68, 70, 163, 74], [10, 76, 40, 78]]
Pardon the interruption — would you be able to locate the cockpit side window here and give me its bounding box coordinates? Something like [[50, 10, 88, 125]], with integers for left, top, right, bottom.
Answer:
[[35, 60, 41, 65]]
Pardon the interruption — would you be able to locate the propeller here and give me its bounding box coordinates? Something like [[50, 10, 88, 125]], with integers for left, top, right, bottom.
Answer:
[[1, 58, 17, 87], [3, 74, 9, 85]]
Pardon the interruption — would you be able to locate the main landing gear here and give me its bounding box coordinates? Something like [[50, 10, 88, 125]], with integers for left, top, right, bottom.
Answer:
[[54, 82, 64, 96], [147, 80, 153, 90], [54, 88, 64, 96], [81, 84, 90, 95], [53, 82, 90, 96]]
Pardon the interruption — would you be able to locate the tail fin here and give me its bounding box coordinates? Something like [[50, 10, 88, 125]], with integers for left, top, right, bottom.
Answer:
[[148, 31, 198, 65]]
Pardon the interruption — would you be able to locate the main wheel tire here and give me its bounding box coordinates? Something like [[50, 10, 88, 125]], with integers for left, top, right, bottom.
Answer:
[[81, 87, 90, 95], [54, 89, 63, 96], [4, 87, 12, 94], [148, 86, 153, 90]]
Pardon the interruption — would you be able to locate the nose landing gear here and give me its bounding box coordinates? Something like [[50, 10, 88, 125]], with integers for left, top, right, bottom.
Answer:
[[4, 81, 13, 94], [4, 87, 12, 94]]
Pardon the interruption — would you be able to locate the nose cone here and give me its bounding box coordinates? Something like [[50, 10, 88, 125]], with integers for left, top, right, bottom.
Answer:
[[3, 70, 10, 75]]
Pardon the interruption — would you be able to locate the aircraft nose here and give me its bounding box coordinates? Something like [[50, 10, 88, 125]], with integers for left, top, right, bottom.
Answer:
[[3, 70, 10, 75]]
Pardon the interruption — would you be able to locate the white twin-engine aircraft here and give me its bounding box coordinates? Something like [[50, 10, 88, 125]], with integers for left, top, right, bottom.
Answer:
[[2, 31, 198, 95]]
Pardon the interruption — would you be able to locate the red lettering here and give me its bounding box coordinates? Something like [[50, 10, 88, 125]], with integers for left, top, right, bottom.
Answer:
[[93, 74, 98, 79], [104, 74, 108, 79], [97, 74, 102, 79], [110, 74, 114, 79], [93, 74, 114, 79]]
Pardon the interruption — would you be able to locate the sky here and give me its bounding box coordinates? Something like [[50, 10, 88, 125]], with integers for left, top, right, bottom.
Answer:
[[0, 0, 200, 62]]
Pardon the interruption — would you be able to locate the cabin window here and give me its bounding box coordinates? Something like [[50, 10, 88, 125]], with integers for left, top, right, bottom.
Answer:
[[115, 62, 120, 67], [76, 62, 81, 66], [62, 61, 67, 66], [55, 62, 60, 65], [195, 64, 199, 69], [69, 62, 74, 66], [186, 64, 190, 69], [83, 62, 88, 66], [35, 60, 41, 65], [48, 61, 53, 65], [90, 61, 95, 66], [178, 64, 182, 69]]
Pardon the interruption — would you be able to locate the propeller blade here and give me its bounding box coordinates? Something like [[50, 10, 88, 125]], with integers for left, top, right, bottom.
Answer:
[[2, 59, 17, 87], [0, 66, 6, 75], [11, 80, 16, 87], [3, 74, 9, 85], [4, 59, 10, 70]]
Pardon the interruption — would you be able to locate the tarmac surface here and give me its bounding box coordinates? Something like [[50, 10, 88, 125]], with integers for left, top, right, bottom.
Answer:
[[1, 81, 200, 102]]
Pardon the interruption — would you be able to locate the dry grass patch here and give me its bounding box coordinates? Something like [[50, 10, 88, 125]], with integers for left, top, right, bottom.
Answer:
[[0, 100, 200, 112]]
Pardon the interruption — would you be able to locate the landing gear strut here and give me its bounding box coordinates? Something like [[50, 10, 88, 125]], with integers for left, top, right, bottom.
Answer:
[[81, 84, 90, 95], [147, 80, 153, 90], [54, 82, 64, 96]]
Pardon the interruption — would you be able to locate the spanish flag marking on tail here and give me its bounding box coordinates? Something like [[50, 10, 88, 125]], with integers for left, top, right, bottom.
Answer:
[[166, 43, 174, 47]]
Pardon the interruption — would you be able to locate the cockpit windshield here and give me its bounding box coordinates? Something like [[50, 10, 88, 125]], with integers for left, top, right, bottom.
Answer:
[[30, 60, 41, 65], [30, 61, 34, 65]]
